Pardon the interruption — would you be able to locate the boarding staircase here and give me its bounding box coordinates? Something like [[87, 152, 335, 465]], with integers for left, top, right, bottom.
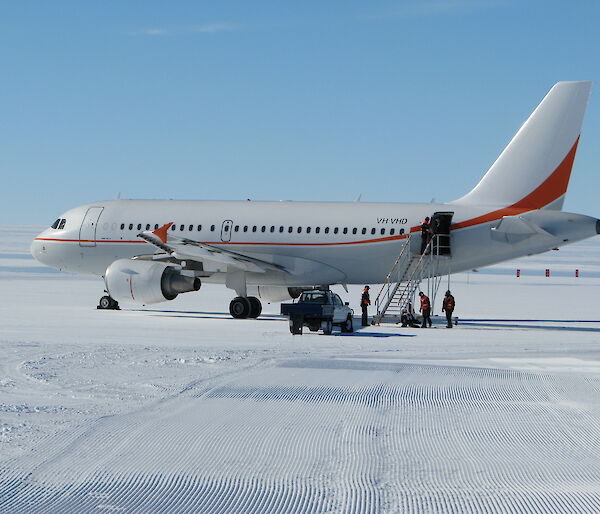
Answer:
[[372, 234, 451, 324]]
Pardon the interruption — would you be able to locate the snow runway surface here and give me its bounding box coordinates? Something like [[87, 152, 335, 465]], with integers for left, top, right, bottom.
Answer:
[[1, 227, 600, 512]]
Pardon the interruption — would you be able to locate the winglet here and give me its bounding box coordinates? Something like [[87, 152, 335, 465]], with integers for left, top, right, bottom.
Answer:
[[153, 222, 173, 244]]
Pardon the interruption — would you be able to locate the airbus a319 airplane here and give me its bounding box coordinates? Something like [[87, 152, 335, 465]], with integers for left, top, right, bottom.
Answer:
[[31, 82, 599, 318]]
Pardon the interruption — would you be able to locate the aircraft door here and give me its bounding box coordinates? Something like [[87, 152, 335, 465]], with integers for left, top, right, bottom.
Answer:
[[221, 220, 233, 242], [430, 212, 453, 255], [79, 207, 104, 247]]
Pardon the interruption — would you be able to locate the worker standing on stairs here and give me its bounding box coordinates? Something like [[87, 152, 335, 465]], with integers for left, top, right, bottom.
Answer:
[[419, 291, 432, 328], [361, 286, 371, 326], [420, 217, 431, 254], [442, 290, 455, 328]]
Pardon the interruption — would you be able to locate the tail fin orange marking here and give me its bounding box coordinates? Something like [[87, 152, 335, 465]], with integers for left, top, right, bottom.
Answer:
[[153, 222, 173, 244]]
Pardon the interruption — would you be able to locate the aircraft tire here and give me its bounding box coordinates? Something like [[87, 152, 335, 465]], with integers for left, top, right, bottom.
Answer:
[[247, 297, 262, 318], [98, 296, 112, 309], [230, 297, 251, 319], [98, 296, 120, 310]]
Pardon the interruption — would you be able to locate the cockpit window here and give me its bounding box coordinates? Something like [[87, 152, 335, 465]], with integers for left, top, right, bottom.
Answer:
[[58, 219, 66, 229], [51, 219, 60, 229]]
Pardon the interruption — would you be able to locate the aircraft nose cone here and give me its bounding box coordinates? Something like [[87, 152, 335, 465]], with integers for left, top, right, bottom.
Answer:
[[30, 238, 47, 264]]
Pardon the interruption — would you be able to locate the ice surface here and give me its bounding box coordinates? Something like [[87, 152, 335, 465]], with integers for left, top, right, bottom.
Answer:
[[1, 226, 600, 512]]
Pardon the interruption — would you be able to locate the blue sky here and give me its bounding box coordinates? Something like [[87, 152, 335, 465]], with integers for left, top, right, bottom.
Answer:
[[2, 0, 599, 224]]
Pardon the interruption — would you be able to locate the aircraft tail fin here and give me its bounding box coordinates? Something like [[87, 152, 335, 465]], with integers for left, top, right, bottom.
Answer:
[[452, 81, 591, 211]]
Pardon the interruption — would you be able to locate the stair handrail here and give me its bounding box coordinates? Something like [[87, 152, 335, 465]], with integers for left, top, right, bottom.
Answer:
[[373, 235, 413, 316]]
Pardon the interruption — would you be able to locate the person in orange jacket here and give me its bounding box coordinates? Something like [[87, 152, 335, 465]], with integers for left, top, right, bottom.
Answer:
[[418, 291, 432, 328], [442, 290, 455, 328], [361, 286, 371, 326]]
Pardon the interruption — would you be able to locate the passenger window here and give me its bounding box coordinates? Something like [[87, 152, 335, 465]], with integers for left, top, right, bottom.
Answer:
[[188, 224, 193, 231], [171, 224, 176, 231], [325, 227, 330, 234], [261, 226, 266, 232], [352, 228, 357, 235], [129, 224, 134, 230], [180, 224, 184, 231], [120, 223, 125, 230], [315, 227, 320, 234], [390, 228, 395, 235], [361, 228, 366, 235], [145, 224, 150, 230], [154, 224, 159, 230], [137, 224, 142, 230], [297, 227, 302, 233], [381, 228, 385, 235], [224, 225, 229, 232], [197, 225, 202, 231], [400, 228, 405, 234], [270, 226, 275, 233], [279, 226, 284, 233], [334, 227, 339, 234], [234, 225, 239, 232], [58, 219, 66, 229], [288, 226, 293, 233], [343, 228, 348, 234], [51, 219, 60, 229], [252, 226, 257, 232], [211, 225, 215, 231], [306, 227, 311, 233], [371, 228, 376, 235], [243, 226, 248, 232]]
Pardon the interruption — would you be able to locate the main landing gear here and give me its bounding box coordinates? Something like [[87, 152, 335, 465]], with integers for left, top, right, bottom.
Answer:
[[229, 296, 262, 319], [97, 295, 120, 310]]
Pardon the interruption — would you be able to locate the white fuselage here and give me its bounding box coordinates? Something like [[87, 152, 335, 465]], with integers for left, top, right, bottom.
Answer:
[[31, 199, 599, 287]]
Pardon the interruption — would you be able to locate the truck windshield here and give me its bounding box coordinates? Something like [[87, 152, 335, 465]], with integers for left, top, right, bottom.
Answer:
[[300, 292, 327, 304]]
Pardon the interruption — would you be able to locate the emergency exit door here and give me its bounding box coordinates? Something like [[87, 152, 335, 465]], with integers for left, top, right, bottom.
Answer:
[[79, 207, 104, 247], [221, 220, 233, 242]]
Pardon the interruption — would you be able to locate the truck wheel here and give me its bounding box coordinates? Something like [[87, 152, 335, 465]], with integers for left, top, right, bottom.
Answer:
[[341, 316, 353, 333], [322, 320, 333, 335], [230, 297, 251, 319], [290, 315, 303, 335]]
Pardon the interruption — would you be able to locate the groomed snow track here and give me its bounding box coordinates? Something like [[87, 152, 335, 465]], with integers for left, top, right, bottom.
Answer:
[[2, 357, 600, 513]]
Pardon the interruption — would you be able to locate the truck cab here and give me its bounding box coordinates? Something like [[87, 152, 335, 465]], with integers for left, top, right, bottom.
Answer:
[[281, 290, 354, 335]]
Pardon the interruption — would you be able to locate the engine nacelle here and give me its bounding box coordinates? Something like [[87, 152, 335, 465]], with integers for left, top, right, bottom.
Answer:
[[105, 259, 201, 305], [247, 285, 305, 303]]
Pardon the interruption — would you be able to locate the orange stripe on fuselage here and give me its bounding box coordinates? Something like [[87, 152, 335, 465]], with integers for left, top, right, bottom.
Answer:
[[451, 137, 580, 230]]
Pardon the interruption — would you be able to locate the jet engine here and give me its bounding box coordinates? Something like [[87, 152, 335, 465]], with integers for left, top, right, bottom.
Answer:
[[247, 285, 305, 303], [104, 259, 201, 305]]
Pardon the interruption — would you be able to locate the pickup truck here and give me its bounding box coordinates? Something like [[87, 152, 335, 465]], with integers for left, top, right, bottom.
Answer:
[[280, 290, 354, 335]]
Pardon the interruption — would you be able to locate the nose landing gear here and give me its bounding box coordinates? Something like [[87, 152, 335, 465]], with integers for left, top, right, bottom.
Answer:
[[97, 295, 120, 310], [229, 296, 262, 319]]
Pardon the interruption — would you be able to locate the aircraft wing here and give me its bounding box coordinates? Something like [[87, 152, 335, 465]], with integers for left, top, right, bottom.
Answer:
[[137, 223, 287, 274]]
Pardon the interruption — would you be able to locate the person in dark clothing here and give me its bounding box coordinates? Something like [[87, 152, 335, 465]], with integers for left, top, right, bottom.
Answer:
[[400, 306, 420, 328], [420, 217, 431, 254], [361, 286, 371, 326], [419, 291, 432, 328], [442, 290, 455, 328]]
